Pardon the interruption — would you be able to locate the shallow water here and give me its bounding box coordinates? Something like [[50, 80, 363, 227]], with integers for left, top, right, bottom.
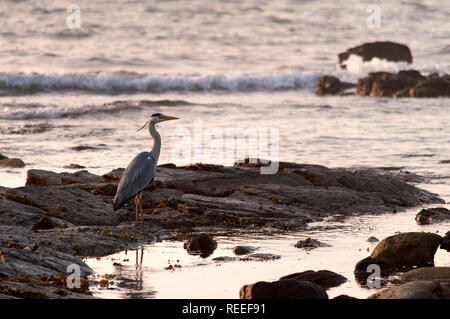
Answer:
[[86, 205, 450, 299]]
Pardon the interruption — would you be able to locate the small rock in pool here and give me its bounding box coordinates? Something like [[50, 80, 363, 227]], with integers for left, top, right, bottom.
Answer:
[[415, 207, 450, 225], [354, 232, 443, 282], [183, 234, 217, 258], [232, 245, 256, 255], [441, 231, 450, 251], [63, 163, 86, 169], [0, 158, 25, 168], [367, 236, 380, 243], [240, 279, 328, 299], [280, 270, 347, 290], [72, 145, 98, 151], [243, 253, 281, 261], [294, 237, 330, 250]]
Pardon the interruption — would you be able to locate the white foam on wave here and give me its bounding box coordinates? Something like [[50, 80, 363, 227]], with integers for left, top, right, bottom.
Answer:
[[0, 71, 319, 94], [0, 100, 140, 120], [336, 54, 449, 82]]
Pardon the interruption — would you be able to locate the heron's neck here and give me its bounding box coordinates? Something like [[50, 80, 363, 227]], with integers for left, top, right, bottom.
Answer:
[[149, 121, 161, 162]]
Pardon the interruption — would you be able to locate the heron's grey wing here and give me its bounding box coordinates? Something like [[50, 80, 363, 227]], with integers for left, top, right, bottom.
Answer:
[[113, 152, 156, 210]]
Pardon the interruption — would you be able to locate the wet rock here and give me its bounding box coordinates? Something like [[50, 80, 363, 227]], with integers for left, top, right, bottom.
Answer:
[[72, 145, 98, 151], [25, 169, 102, 187], [367, 236, 380, 243], [294, 238, 330, 250], [368, 280, 450, 299], [280, 270, 347, 290], [0, 153, 7, 160], [441, 231, 450, 251], [409, 74, 450, 98], [240, 279, 328, 299], [183, 234, 217, 258], [232, 246, 256, 255], [338, 41, 412, 68], [63, 164, 86, 169], [244, 253, 280, 261], [355, 232, 443, 281], [0, 158, 25, 168], [398, 267, 450, 282], [315, 76, 354, 95], [356, 70, 450, 98], [415, 207, 450, 225], [356, 70, 424, 97]]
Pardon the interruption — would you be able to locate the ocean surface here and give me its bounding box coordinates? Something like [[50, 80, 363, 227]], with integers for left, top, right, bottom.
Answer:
[[0, 0, 449, 299]]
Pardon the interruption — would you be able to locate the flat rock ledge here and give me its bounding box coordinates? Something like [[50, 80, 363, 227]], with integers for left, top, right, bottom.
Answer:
[[0, 161, 443, 298]]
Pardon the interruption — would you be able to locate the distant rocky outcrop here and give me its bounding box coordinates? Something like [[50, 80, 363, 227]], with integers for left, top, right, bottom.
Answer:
[[356, 70, 450, 98], [315, 76, 354, 95], [338, 41, 413, 69]]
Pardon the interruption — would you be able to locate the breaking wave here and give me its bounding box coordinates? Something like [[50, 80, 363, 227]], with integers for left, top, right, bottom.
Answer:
[[0, 71, 319, 95]]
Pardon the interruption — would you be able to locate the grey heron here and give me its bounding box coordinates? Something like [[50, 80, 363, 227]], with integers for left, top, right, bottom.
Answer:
[[113, 113, 179, 224]]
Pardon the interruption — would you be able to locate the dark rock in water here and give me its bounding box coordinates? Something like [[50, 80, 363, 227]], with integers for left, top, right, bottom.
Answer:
[[398, 267, 450, 283], [368, 280, 450, 299], [408, 73, 450, 98], [367, 236, 380, 243], [0, 153, 8, 160], [183, 234, 217, 258], [315, 75, 354, 96], [356, 70, 450, 98], [244, 253, 280, 261], [441, 231, 450, 251], [72, 145, 98, 151], [0, 158, 25, 168], [30, 216, 55, 231], [232, 245, 256, 255], [355, 232, 443, 282], [438, 160, 450, 164], [415, 207, 450, 225], [280, 270, 347, 290], [338, 41, 412, 68], [295, 238, 330, 250], [356, 70, 424, 97], [240, 279, 328, 299], [63, 164, 86, 169]]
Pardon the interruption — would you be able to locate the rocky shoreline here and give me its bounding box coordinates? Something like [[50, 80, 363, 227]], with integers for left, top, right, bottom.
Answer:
[[0, 161, 447, 298]]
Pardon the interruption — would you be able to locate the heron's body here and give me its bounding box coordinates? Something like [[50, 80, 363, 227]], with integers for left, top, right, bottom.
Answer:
[[113, 152, 156, 211], [112, 113, 179, 224]]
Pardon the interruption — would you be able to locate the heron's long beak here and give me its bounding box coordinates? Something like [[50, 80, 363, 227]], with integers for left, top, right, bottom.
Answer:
[[136, 121, 149, 132], [162, 115, 180, 121]]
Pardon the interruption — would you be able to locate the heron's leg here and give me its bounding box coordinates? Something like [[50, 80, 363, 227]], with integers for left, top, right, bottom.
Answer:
[[134, 194, 139, 224], [139, 192, 144, 224]]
